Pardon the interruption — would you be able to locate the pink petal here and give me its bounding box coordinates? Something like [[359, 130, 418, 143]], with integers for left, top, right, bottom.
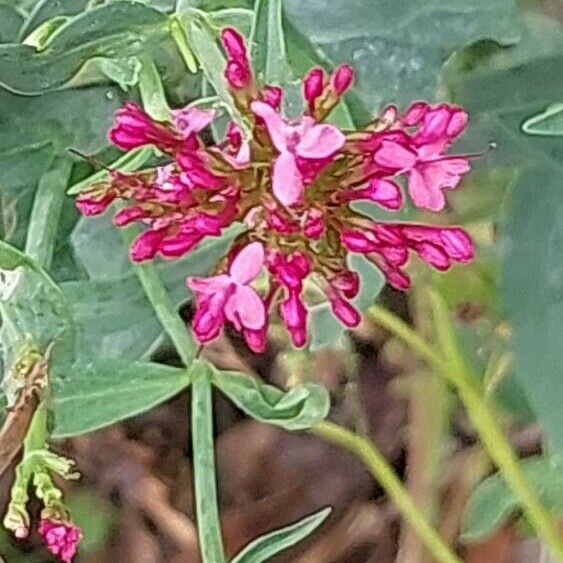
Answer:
[[172, 107, 215, 137], [250, 101, 288, 153], [303, 67, 325, 107], [243, 327, 267, 353], [408, 157, 470, 211], [296, 123, 345, 159], [129, 229, 166, 262], [351, 178, 403, 210], [407, 168, 446, 212], [330, 64, 354, 95], [187, 274, 231, 295], [402, 101, 428, 126], [224, 285, 266, 330], [192, 293, 227, 342], [329, 293, 361, 327], [229, 242, 265, 284], [374, 140, 416, 171], [273, 152, 303, 206]]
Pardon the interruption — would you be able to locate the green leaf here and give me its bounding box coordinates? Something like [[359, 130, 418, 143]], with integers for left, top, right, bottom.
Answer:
[[285, 0, 521, 113], [52, 359, 191, 437], [0, 3, 25, 43], [0, 240, 76, 369], [522, 103, 563, 137], [310, 254, 384, 350], [0, 1, 168, 94], [211, 368, 330, 430], [231, 507, 331, 563], [462, 456, 563, 542], [250, 0, 289, 86], [18, 0, 89, 40], [65, 218, 241, 359]]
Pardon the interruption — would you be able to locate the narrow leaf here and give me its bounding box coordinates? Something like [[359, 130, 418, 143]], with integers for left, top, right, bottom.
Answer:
[[211, 368, 330, 430], [522, 103, 563, 137], [231, 507, 331, 563]]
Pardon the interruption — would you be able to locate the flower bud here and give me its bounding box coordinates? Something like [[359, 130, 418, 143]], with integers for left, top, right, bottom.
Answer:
[[330, 64, 354, 95]]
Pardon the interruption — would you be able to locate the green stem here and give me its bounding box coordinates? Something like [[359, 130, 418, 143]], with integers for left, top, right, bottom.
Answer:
[[311, 421, 461, 563], [119, 224, 196, 367], [368, 303, 563, 560], [25, 157, 72, 269], [192, 369, 225, 563]]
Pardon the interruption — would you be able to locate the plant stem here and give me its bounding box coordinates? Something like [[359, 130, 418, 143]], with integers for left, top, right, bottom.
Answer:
[[368, 302, 563, 560], [25, 157, 72, 269], [311, 420, 461, 563], [192, 368, 226, 563], [119, 224, 196, 367]]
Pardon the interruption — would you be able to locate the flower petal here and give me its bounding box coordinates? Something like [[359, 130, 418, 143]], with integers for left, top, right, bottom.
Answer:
[[250, 101, 288, 153], [296, 123, 345, 159], [187, 274, 231, 295], [229, 242, 264, 284], [273, 152, 303, 206], [225, 285, 266, 330], [374, 140, 416, 171]]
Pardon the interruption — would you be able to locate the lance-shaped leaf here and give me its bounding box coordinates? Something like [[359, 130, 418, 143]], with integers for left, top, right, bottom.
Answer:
[[210, 368, 330, 431], [0, 1, 168, 94], [231, 507, 332, 563], [52, 359, 191, 437], [522, 103, 563, 137]]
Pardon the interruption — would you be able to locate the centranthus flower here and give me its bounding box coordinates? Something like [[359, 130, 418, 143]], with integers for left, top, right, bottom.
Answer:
[[75, 25, 479, 349], [38, 518, 81, 563], [251, 100, 345, 206], [187, 242, 267, 351]]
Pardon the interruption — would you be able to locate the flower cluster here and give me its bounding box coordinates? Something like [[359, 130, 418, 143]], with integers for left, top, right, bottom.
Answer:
[[76, 27, 475, 351]]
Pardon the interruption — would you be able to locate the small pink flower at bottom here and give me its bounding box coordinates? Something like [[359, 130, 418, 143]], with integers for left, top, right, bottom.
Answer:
[[38, 519, 81, 563], [187, 242, 267, 351]]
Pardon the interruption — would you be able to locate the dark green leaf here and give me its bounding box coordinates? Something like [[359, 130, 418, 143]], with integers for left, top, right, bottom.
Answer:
[[18, 0, 89, 40], [0, 240, 76, 368], [231, 507, 331, 563], [0, 3, 25, 43], [462, 456, 563, 542], [52, 359, 191, 437], [522, 103, 563, 137], [0, 1, 168, 94], [66, 217, 241, 359], [250, 0, 289, 86], [285, 0, 521, 113], [211, 368, 330, 430]]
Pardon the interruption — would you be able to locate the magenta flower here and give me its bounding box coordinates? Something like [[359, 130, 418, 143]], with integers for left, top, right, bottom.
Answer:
[[38, 519, 81, 563], [187, 242, 267, 351], [342, 223, 474, 290], [251, 100, 345, 206], [77, 26, 479, 349], [109, 102, 213, 154], [369, 102, 470, 211]]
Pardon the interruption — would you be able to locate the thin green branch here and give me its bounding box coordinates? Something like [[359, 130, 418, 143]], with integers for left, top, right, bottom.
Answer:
[[192, 369, 226, 563], [368, 301, 563, 560], [311, 421, 461, 563]]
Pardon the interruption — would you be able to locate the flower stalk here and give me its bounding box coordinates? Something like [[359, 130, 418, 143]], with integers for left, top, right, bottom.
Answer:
[[368, 300, 563, 559], [311, 420, 461, 563]]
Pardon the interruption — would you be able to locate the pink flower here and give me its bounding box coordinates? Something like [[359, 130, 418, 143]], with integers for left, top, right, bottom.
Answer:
[[340, 177, 403, 210], [303, 67, 325, 113], [109, 103, 213, 154], [221, 27, 252, 89], [324, 271, 361, 327], [370, 103, 470, 211], [342, 223, 474, 289], [38, 519, 81, 563], [330, 64, 354, 95], [187, 242, 267, 350], [268, 251, 312, 347], [251, 101, 345, 206]]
